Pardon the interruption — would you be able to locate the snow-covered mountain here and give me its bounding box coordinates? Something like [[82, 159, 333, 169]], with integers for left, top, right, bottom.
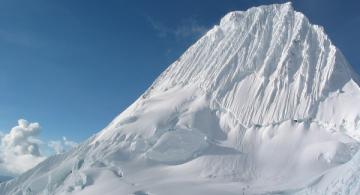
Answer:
[[1, 2, 360, 195]]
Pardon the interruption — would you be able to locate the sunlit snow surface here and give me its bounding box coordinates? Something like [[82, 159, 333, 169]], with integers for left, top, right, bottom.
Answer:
[[1, 2, 360, 195]]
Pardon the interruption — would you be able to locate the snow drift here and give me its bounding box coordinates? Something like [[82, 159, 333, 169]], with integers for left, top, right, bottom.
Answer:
[[1, 2, 360, 195]]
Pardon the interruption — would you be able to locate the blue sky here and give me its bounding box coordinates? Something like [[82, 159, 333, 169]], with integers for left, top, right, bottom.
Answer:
[[0, 0, 359, 144]]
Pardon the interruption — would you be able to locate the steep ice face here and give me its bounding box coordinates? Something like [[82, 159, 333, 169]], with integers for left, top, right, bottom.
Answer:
[[145, 2, 358, 127], [1, 3, 360, 195], [97, 3, 360, 146]]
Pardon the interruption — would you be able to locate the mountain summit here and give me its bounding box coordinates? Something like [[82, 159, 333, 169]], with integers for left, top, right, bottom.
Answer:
[[146, 2, 358, 127], [2, 3, 360, 195]]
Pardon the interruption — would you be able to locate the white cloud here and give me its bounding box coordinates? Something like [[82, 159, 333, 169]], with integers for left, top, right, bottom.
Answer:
[[63, 136, 78, 148], [48, 140, 63, 155], [0, 119, 45, 176], [0, 119, 78, 177], [48, 136, 78, 155]]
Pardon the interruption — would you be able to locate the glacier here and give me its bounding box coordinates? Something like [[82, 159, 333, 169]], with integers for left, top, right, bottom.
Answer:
[[1, 2, 360, 195]]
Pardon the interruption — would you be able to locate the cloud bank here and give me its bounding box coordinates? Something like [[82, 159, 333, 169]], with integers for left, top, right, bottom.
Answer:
[[0, 119, 45, 176], [0, 119, 78, 177]]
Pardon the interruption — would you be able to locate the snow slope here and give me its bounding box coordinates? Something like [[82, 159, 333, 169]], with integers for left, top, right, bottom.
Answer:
[[1, 2, 360, 195]]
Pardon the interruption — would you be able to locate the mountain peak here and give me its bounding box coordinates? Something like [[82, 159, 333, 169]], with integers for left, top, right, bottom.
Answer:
[[220, 2, 294, 24], [146, 3, 358, 126], [219, 2, 295, 31]]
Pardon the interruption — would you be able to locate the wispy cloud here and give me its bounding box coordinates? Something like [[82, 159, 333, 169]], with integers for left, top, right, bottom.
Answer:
[[146, 16, 172, 38], [173, 18, 208, 40], [146, 15, 208, 40]]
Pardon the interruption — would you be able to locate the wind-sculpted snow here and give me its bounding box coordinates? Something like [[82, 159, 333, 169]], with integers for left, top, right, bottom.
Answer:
[[1, 2, 360, 195], [148, 3, 356, 128]]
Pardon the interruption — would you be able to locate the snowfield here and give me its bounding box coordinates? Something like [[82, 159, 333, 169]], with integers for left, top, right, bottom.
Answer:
[[1, 2, 360, 195]]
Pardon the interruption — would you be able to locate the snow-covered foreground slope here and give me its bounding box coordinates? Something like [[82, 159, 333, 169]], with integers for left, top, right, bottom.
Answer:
[[1, 2, 360, 195]]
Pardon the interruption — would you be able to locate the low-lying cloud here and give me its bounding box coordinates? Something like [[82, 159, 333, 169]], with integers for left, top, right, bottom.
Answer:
[[0, 119, 77, 177], [0, 119, 45, 176], [48, 136, 78, 155]]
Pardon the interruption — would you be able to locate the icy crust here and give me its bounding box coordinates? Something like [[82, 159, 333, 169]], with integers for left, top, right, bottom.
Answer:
[[148, 2, 356, 128]]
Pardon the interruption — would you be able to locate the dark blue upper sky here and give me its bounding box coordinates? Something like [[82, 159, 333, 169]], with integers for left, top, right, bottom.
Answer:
[[0, 0, 359, 142]]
